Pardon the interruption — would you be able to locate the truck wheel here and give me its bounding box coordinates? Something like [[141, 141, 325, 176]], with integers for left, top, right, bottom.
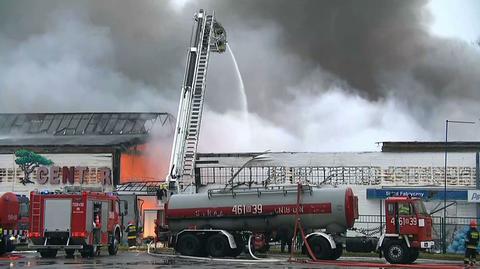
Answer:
[[65, 249, 75, 258], [306, 236, 333, 260], [206, 234, 229, 257], [0, 236, 6, 255], [39, 249, 57, 258], [5, 237, 14, 253], [329, 244, 343, 260], [80, 245, 94, 258], [384, 240, 408, 264], [405, 248, 419, 264], [177, 234, 201, 256], [94, 246, 101, 256], [108, 231, 120, 256], [230, 235, 244, 257]]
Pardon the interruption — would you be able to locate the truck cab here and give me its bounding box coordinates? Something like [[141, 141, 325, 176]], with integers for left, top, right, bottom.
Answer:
[[379, 196, 434, 264]]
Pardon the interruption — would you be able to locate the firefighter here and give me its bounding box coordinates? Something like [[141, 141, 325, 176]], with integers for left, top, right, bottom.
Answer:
[[93, 209, 102, 244], [126, 221, 137, 247], [398, 203, 410, 215], [279, 228, 292, 253], [93, 212, 102, 229], [464, 219, 480, 266], [281, 237, 292, 253]]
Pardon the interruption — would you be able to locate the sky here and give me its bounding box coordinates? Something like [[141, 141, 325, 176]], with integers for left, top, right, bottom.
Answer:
[[0, 0, 479, 153], [428, 0, 480, 42]]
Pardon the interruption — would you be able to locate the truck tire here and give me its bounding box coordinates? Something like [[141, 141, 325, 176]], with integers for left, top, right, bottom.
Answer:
[[39, 249, 57, 258], [206, 234, 230, 257], [5, 237, 14, 253], [306, 236, 333, 260], [80, 245, 94, 258], [330, 244, 343, 260], [0, 236, 6, 255], [230, 235, 244, 257], [405, 248, 419, 264], [65, 249, 75, 258], [108, 231, 120, 256], [383, 240, 408, 264], [176, 234, 201, 256]]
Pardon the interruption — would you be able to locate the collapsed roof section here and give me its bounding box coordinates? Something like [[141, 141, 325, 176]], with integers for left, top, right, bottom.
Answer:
[[0, 112, 174, 151]]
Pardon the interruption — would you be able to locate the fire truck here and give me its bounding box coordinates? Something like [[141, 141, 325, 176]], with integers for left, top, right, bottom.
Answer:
[[28, 190, 127, 258], [158, 185, 433, 264], [373, 196, 434, 264], [0, 192, 20, 255]]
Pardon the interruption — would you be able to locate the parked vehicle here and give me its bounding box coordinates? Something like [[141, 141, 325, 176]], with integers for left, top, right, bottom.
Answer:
[[157, 185, 433, 264], [28, 190, 127, 258], [0, 192, 20, 255]]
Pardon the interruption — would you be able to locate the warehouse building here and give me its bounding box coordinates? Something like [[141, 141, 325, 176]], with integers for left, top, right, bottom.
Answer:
[[0, 112, 174, 238]]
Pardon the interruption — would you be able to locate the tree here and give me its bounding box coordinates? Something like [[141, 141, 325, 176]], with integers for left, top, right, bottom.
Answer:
[[15, 149, 53, 185]]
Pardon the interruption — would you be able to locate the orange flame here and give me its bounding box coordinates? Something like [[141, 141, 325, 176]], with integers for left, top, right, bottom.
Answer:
[[120, 143, 169, 183]]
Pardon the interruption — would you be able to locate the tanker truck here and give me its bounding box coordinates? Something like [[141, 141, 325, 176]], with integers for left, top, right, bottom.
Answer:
[[0, 192, 20, 255], [157, 184, 434, 264]]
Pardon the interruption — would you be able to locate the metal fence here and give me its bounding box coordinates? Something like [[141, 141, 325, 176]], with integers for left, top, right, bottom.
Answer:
[[354, 215, 476, 253], [197, 165, 476, 187]]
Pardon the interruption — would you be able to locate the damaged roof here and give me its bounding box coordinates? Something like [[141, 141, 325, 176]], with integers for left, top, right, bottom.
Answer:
[[0, 112, 174, 148]]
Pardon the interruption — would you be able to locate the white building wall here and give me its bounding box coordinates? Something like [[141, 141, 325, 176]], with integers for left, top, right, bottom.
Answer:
[[197, 151, 480, 221], [0, 153, 113, 195]]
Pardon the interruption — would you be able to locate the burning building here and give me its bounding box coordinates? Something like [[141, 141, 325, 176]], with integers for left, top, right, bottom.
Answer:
[[0, 112, 174, 238]]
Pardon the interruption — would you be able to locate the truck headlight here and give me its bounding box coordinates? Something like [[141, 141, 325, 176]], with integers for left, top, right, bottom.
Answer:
[[9, 236, 16, 241]]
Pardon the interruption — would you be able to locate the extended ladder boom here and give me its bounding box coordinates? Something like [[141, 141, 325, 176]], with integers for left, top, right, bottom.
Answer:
[[167, 10, 226, 193]]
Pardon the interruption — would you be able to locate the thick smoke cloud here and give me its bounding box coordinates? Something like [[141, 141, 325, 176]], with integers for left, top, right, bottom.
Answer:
[[0, 0, 479, 152], [197, 0, 480, 135]]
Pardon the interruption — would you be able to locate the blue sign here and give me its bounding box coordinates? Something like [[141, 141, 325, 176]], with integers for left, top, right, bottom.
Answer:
[[366, 188, 468, 201]]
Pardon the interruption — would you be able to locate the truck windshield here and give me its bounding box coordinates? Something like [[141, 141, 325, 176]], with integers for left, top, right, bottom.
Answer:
[[413, 200, 428, 215]]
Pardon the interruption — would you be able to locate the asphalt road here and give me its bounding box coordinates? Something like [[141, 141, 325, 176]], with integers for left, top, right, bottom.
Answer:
[[0, 250, 469, 269]]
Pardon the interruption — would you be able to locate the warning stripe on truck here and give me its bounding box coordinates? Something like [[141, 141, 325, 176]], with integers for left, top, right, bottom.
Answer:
[[2, 229, 27, 236], [166, 202, 332, 219]]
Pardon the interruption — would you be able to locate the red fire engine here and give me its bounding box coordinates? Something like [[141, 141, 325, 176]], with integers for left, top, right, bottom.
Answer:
[[376, 196, 434, 264], [28, 190, 127, 258], [0, 192, 19, 255]]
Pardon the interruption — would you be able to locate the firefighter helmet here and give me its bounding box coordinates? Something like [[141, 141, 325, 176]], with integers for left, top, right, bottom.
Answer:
[[470, 219, 477, 228]]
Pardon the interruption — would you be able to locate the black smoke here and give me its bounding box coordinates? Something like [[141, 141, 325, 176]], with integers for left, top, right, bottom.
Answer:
[[0, 0, 479, 149]]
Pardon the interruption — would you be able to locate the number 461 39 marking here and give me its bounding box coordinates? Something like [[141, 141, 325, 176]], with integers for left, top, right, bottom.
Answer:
[[232, 204, 263, 215], [391, 217, 417, 226]]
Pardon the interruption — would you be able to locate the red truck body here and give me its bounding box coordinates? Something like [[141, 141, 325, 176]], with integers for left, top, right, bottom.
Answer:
[[0, 192, 20, 255], [29, 191, 124, 258], [0, 192, 19, 230], [384, 196, 433, 248]]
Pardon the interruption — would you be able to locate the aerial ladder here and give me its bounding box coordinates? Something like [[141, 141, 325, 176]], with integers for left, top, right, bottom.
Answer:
[[167, 10, 226, 193]]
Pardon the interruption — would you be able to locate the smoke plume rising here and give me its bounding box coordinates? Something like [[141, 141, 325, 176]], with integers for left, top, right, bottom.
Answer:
[[0, 0, 479, 152]]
